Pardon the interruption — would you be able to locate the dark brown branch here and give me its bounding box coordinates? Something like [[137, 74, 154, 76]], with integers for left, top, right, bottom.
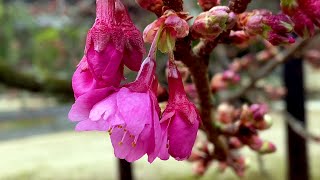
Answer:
[[163, 0, 183, 12]]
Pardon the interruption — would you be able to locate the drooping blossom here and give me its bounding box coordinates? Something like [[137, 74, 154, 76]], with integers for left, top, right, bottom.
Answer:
[[158, 60, 200, 160], [192, 6, 236, 40], [69, 56, 162, 163], [143, 10, 190, 53], [84, 0, 145, 82]]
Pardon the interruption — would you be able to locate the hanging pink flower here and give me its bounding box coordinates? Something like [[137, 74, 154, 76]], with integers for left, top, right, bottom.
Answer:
[[85, 0, 145, 82], [158, 61, 200, 160], [69, 57, 161, 163]]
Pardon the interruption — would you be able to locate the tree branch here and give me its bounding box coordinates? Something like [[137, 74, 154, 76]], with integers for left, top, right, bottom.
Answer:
[[224, 36, 317, 102]]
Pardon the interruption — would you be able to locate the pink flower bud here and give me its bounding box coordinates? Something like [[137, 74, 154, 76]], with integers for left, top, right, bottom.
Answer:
[[222, 70, 240, 83], [143, 10, 189, 53], [228, 30, 251, 47], [239, 10, 271, 36], [192, 6, 236, 40], [249, 104, 268, 121]]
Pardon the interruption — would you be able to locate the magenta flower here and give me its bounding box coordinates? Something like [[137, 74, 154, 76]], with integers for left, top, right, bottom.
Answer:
[[85, 0, 145, 82], [158, 62, 200, 160], [69, 57, 161, 163]]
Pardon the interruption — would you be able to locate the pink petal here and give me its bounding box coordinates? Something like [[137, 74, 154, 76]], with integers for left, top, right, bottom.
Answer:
[[125, 125, 151, 162], [168, 113, 199, 160], [72, 58, 98, 98], [158, 120, 170, 160], [111, 127, 133, 159], [116, 88, 151, 136], [68, 87, 114, 122], [147, 104, 162, 163], [75, 120, 99, 131], [86, 44, 123, 84], [89, 93, 117, 121]]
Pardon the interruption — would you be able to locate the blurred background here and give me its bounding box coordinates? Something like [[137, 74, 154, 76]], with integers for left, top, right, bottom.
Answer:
[[0, 0, 319, 179]]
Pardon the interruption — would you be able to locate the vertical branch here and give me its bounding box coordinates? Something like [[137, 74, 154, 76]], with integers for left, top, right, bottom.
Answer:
[[118, 159, 133, 180]]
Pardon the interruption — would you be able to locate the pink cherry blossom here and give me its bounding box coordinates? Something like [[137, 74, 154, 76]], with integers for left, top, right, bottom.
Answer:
[[69, 57, 161, 163], [85, 0, 145, 82], [159, 61, 200, 160]]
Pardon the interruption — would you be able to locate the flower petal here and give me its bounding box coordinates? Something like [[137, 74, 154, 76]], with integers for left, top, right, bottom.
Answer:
[[117, 88, 150, 136], [110, 127, 133, 159], [168, 113, 199, 160], [68, 87, 114, 122]]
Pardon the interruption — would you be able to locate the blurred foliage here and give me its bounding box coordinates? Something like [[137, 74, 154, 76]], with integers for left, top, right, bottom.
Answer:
[[0, 0, 91, 80]]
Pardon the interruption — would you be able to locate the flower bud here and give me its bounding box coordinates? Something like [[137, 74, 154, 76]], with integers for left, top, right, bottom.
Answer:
[[192, 6, 236, 39], [249, 104, 268, 121], [143, 10, 189, 53], [239, 10, 272, 36], [228, 30, 251, 47], [222, 70, 240, 83]]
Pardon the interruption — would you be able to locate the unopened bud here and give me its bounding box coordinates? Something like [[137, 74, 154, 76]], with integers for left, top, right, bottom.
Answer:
[[192, 6, 236, 39]]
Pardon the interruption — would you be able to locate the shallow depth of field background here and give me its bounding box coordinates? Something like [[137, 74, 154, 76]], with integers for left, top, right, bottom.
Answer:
[[0, 0, 319, 180]]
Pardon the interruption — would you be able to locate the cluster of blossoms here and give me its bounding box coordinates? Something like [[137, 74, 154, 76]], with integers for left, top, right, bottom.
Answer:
[[69, 0, 199, 162], [189, 103, 275, 176], [68, 0, 320, 177]]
